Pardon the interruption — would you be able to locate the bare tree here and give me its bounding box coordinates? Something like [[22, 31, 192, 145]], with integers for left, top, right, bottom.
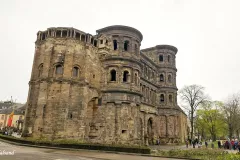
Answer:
[[179, 84, 208, 140], [221, 93, 240, 138]]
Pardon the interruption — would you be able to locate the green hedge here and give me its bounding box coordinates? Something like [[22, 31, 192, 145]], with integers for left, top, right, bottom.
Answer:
[[0, 135, 150, 154]]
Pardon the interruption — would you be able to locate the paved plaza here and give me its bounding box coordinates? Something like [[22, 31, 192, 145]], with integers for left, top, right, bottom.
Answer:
[[0, 141, 184, 160]]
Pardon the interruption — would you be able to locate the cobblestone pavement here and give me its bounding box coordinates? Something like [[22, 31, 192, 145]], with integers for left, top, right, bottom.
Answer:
[[0, 141, 184, 160]]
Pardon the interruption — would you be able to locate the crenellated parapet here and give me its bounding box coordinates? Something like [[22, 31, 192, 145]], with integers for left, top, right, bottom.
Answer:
[[36, 27, 98, 48]]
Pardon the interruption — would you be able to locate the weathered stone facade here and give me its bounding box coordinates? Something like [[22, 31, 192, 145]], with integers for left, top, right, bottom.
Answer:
[[23, 25, 187, 145]]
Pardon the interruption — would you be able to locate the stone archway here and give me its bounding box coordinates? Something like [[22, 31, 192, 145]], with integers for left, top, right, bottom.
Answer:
[[147, 118, 154, 145]]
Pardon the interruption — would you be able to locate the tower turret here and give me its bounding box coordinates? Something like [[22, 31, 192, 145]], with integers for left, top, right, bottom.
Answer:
[[96, 25, 143, 105]]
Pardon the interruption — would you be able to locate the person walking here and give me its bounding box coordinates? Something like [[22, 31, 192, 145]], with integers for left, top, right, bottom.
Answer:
[[185, 139, 189, 148], [205, 140, 208, 148], [218, 140, 221, 149], [238, 141, 240, 152]]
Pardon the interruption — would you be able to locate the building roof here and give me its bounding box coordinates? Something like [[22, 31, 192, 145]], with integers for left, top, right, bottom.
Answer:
[[0, 103, 26, 115]]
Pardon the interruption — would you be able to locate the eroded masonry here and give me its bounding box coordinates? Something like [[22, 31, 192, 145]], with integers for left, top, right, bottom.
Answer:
[[23, 25, 187, 145]]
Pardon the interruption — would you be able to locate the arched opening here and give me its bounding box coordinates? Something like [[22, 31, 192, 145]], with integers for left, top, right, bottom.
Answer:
[[81, 35, 85, 42], [62, 30, 67, 37], [55, 64, 63, 75], [169, 95, 173, 103], [123, 70, 129, 82], [124, 40, 129, 51], [160, 74, 164, 82], [69, 113, 73, 119], [134, 73, 138, 85], [56, 30, 61, 37], [168, 55, 171, 63], [76, 32, 80, 39], [41, 33, 46, 40], [159, 55, 163, 62], [94, 40, 97, 47], [72, 66, 79, 77], [38, 64, 43, 77], [91, 38, 94, 44], [110, 69, 116, 81], [168, 75, 172, 83], [147, 118, 154, 145], [160, 94, 164, 102], [113, 40, 118, 50]]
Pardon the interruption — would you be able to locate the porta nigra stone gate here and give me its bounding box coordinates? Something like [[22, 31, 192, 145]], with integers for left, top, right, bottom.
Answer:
[[23, 25, 187, 145]]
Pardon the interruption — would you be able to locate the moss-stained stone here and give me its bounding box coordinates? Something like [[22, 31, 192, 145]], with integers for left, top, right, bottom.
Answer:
[[23, 25, 187, 145]]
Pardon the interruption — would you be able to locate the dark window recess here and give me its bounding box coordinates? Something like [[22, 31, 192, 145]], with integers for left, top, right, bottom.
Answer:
[[43, 105, 46, 117], [56, 30, 61, 37], [160, 74, 164, 82], [123, 71, 129, 82], [124, 41, 129, 51], [94, 40, 97, 47], [160, 94, 164, 102], [98, 98, 102, 106], [73, 67, 79, 77], [76, 32, 80, 39], [122, 130, 127, 134], [93, 74, 95, 78], [110, 70, 116, 81], [55, 65, 63, 75], [69, 113, 73, 119], [106, 40, 108, 44], [159, 55, 163, 62], [62, 30, 67, 37], [91, 38, 94, 44], [113, 40, 117, 50], [100, 40, 103, 44], [81, 35, 85, 42], [42, 33, 46, 40]]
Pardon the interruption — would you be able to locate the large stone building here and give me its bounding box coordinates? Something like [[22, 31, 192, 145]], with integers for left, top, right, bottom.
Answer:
[[23, 25, 187, 145]]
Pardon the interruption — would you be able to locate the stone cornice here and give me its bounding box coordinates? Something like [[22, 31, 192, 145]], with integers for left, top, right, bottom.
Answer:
[[140, 77, 158, 88], [101, 89, 142, 96], [96, 25, 143, 41], [102, 56, 142, 66], [141, 45, 178, 54]]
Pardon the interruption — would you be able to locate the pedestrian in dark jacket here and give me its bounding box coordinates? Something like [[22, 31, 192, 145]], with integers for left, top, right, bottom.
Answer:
[[218, 140, 221, 149], [205, 140, 208, 148]]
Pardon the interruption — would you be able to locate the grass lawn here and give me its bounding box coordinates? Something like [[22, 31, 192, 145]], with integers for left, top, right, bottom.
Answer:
[[153, 148, 240, 160]]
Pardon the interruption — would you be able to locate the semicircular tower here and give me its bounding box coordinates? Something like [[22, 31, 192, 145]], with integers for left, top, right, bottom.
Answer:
[[97, 25, 143, 106]]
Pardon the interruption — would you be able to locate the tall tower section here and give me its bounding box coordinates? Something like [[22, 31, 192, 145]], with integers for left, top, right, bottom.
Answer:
[[141, 45, 178, 109], [156, 45, 178, 109], [97, 25, 143, 106], [23, 27, 102, 139]]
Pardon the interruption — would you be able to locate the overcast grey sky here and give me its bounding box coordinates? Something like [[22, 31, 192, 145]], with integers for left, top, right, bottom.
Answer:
[[1, 0, 240, 103]]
